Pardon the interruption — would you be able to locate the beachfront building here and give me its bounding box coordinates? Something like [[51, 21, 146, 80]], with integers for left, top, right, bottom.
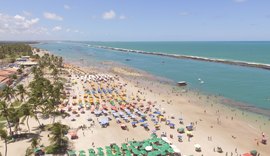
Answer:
[[15, 55, 38, 67], [0, 68, 17, 90]]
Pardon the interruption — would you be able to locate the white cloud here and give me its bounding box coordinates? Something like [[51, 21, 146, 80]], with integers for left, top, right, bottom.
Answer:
[[64, 5, 70, 10], [43, 12, 63, 21], [66, 28, 71, 32], [52, 26, 62, 31], [234, 0, 247, 3], [102, 10, 127, 20], [119, 15, 126, 20], [0, 13, 41, 34], [102, 10, 116, 20], [74, 30, 79, 33], [179, 12, 190, 16]]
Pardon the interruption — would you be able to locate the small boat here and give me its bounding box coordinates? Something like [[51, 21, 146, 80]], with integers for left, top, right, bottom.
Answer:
[[177, 81, 187, 86]]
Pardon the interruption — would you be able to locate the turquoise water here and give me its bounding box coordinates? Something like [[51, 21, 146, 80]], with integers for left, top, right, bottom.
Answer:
[[35, 42, 270, 114], [88, 41, 270, 64]]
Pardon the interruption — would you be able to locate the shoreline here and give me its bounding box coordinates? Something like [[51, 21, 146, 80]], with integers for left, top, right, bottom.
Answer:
[[34, 46, 270, 118], [82, 58, 270, 118], [90, 45, 270, 71]]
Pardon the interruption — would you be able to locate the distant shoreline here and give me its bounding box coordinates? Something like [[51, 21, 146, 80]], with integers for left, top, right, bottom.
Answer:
[[91, 45, 270, 71]]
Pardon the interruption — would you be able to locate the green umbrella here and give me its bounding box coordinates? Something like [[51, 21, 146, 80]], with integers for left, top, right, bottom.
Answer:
[[88, 148, 96, 156], [177, 128, 185, 133], [121, 143, 128, 150], [250, 150, 257, 156], [67, 150, 76, 156], [79, 150, 86, 156]]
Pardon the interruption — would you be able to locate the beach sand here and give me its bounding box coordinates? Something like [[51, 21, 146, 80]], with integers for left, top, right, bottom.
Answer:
[[1, 58, 269, 156]]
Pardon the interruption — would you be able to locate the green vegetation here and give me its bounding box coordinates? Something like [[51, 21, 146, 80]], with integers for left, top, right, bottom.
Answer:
[[0, 43, 33, 61], [0, 51, 68, 155], [0, 128, 8, 156], [46, 122, 69, 154]]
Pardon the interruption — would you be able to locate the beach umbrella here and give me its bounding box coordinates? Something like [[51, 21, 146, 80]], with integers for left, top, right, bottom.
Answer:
[[177, 128, 185, 133], [186, 131, 193, 136], [79, 150, 86, 156], [243, 153, 253, 156], [194, 144, 201, 152], [145, 146, 153, 151], [88, 148, 95, 156], [67, 150, 76, 156], [250, 150, 258, 156]]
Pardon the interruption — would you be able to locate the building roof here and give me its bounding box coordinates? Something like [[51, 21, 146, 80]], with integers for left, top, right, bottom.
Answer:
[[16, 61, 38, 66], [0, 68, 17, 77]]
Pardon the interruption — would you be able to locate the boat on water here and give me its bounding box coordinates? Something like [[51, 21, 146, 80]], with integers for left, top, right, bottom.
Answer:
[[177, 81, 187, 86]]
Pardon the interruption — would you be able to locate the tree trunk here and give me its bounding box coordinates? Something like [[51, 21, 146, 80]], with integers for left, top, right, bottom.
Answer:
[[35, 115, 41, 126], [27, 116, 30, 133], [4, 140, 7, 156], [5, 116, 12, 136]]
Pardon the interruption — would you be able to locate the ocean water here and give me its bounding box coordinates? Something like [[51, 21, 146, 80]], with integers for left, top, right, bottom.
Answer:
[[88, 41, 270, 64], [35, 41, 270, 115]]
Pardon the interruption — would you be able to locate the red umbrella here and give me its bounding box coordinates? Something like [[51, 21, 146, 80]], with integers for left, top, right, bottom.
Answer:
[[243, 153, 252, 156]]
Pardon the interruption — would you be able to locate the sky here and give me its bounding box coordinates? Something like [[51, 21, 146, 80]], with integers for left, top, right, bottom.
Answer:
[[0, 0, 270, 41]]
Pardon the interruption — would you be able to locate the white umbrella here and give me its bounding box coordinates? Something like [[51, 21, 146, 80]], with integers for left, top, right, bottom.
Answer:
[[145, 146, 152, 151]]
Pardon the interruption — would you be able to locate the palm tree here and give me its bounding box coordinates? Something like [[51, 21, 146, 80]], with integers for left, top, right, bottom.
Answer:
[[27, 97, 41, 127], [1, 86, 15, 101], [0, 101, 12, 135], [31, 137, 40, 148], [20, 103, 33, 132], [16, 84, 27, 102], [49, 122, 69, 153], [0, 128, 8, 156]]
